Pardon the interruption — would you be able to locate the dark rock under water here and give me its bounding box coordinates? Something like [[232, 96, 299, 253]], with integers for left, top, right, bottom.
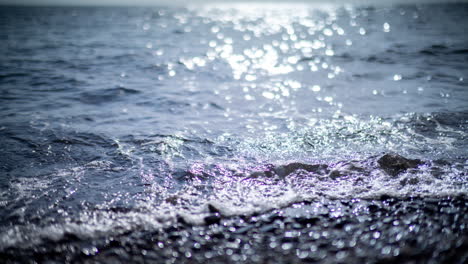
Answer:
[[377, 154, 423, 177]]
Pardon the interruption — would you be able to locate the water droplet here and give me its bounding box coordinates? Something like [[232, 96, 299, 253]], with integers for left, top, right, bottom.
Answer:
[[393, 74, 402, 81], [155, 49, 164, 56], [336, 27, 345, 35], [323, 28, 333, 36], [245, 74, 256, 81], [244, 94, 255, 100], [211, 26, 220, 33], [382, 246, 392, 255], [373, 231, 381, 239], [262, 91, 275, 99], [383, 22, 390, 32], [282, 243, 293, 250]]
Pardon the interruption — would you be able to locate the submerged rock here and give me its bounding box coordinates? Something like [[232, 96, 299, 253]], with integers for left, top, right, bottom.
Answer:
[[249, 163, 329, 179], [273, 163, 328, 178], [377, 154, 423, 177], [204, 214, 221, 225]]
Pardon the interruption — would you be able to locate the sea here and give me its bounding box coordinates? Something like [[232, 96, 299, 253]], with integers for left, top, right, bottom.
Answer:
[[0, 1, 467, 263]]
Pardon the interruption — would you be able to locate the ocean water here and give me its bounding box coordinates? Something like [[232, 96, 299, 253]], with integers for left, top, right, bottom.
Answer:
[[0, 2, 467, 263]]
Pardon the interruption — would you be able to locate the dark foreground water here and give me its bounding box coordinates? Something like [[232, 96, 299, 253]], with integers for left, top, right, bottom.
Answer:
[[0, 2, 467, 263]]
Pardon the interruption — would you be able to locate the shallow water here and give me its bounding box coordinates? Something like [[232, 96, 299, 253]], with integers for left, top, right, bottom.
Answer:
[[0, 2, 467, 263]]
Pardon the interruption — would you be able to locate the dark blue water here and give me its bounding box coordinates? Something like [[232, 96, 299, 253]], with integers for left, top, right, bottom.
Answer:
[[0, 3, 467, 263]]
